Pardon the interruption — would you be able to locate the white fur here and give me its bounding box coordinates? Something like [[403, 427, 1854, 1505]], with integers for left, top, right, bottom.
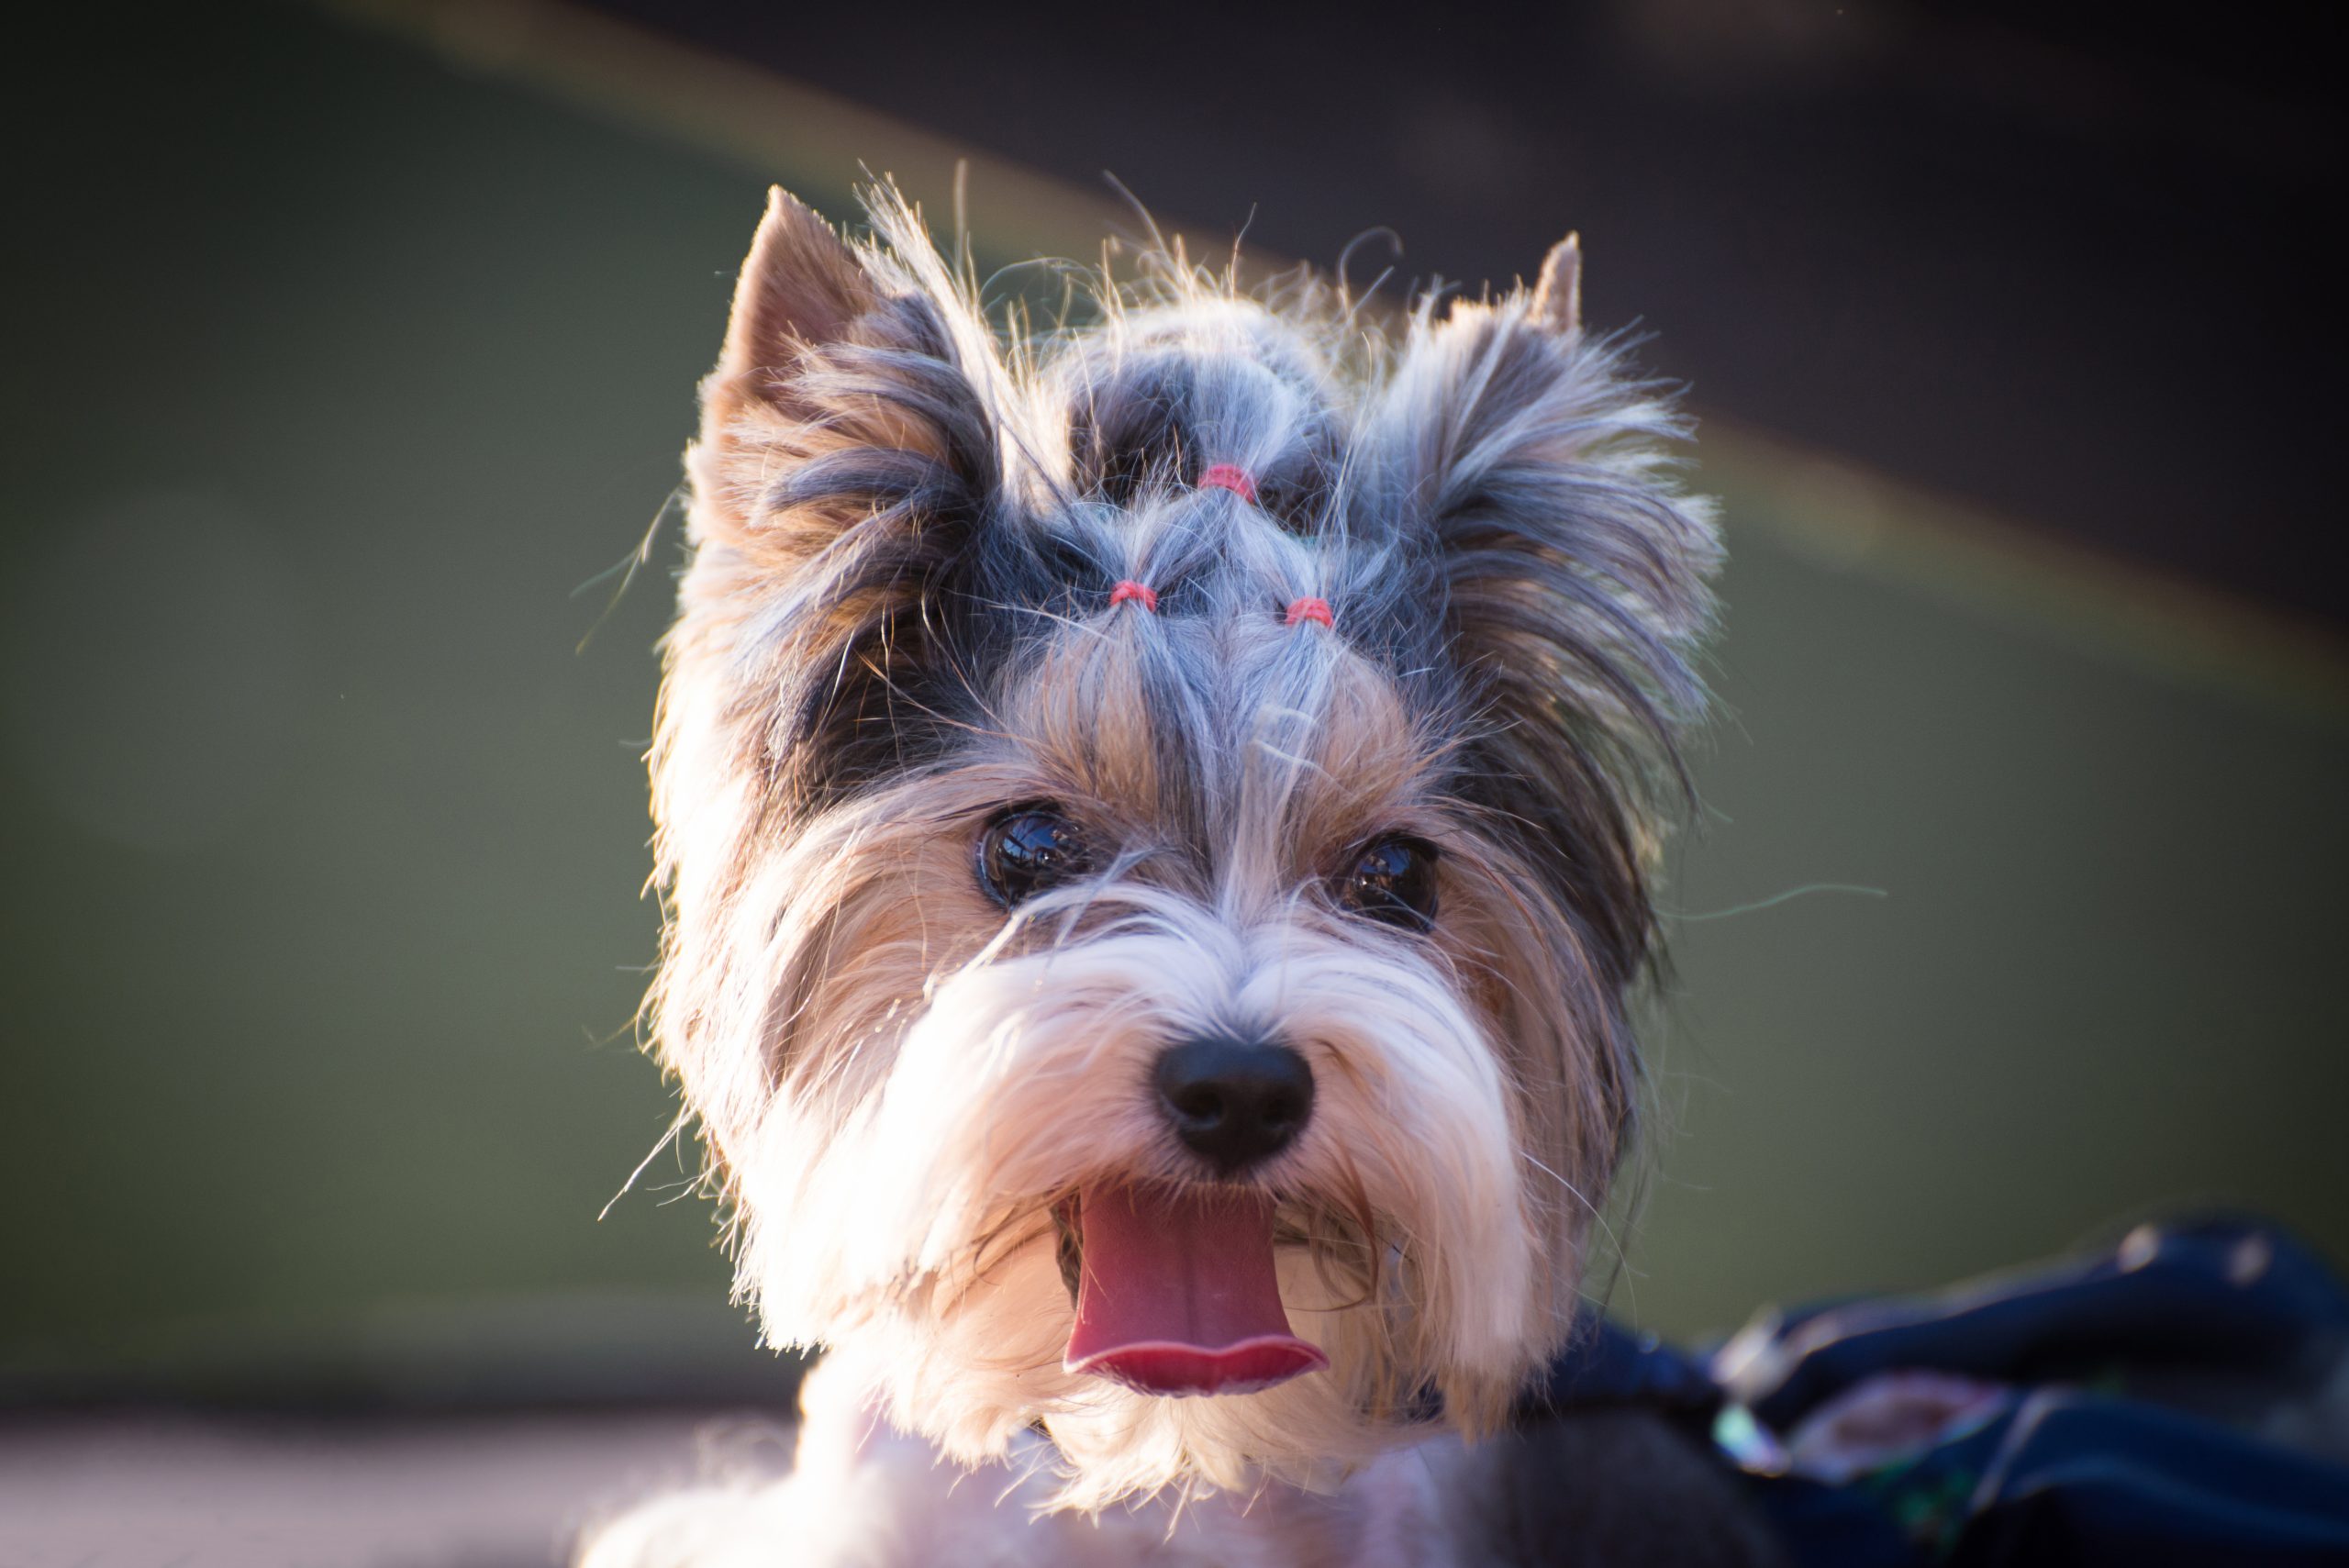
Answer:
[[580, 1352, 1475, 1568], [718, 884, 1535, 1506]]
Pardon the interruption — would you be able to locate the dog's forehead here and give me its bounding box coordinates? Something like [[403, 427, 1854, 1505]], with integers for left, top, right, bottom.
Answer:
[[988, 512, 1431, 858]]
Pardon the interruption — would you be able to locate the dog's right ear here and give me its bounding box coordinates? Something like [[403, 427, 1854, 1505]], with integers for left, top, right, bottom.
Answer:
[[696, 186, 884, 506], [674, 187, 1002, 806], [688, 186, 998, 550]]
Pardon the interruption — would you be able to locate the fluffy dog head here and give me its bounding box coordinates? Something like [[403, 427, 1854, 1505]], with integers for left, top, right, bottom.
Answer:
[[645, 186, 1718, 1507]]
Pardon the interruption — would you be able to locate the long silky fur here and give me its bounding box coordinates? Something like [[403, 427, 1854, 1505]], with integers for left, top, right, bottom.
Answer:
[[635, 183, 1720, 1523]]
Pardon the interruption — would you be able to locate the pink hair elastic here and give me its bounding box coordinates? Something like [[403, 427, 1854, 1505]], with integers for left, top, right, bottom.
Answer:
[[1197, 464, 1259, 504], [1285, 596, 1334, 629], [1108, 579, 1159, 614]]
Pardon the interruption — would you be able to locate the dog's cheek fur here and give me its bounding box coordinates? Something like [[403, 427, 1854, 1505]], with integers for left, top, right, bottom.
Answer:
[[1437, 832, 1642, 1304]]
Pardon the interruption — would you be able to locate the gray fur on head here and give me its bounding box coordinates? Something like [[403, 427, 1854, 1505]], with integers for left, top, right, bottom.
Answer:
[[674, 183, 1714, 979]]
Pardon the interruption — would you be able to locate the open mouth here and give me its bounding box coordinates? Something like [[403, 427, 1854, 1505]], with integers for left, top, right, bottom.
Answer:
[[1057, 1182, 1330, 1397]]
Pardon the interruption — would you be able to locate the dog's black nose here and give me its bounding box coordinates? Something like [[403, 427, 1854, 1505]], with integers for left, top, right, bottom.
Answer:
[[1154, 1035, 1314, 1173]]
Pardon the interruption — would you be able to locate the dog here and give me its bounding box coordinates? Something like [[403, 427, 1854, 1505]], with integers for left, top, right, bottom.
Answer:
[[581, 186, 1780, 1567]]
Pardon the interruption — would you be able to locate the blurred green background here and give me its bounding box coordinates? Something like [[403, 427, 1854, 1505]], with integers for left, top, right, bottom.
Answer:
[[5, 0, 2344, 1388]]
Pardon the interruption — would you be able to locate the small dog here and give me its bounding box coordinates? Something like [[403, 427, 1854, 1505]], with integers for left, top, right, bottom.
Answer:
[[584, 188, 1777, 1567]]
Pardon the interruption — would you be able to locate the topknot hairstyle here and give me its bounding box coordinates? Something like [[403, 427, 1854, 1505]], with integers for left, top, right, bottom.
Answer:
[[668, 180, 1714, 864]]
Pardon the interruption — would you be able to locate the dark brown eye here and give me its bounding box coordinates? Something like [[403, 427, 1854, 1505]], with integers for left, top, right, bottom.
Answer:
[[977, 805, 1090, 908], [1339, 835, 1440, 932]]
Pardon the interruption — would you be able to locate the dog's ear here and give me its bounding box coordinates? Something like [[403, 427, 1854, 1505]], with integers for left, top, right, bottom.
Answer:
[[1529, 231, 1581, 337], [697, 187, 885, 494], [676, 187, 1003, 809], [1358, 236, 1720, 984]]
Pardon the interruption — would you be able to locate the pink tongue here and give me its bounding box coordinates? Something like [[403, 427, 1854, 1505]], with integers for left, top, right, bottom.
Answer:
[[1063, 1183, 1329, 1396]]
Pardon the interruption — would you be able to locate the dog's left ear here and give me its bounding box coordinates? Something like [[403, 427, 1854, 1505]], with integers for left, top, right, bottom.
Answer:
[[675, 187, 1004, 807], [1530, 231, 1582, 337], [1356, 235, 1720, 978]]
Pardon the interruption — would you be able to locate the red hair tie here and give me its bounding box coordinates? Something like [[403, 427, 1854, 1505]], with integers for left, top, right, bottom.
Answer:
[[1108, 580, 1158, 613], [1285, 595, 1333, 629], [1197, 464, 1259, 504]]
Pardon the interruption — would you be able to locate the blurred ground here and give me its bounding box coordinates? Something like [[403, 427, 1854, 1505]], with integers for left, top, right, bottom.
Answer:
[[2, 3, 2344, 1562], [0, 1409, 763, 1568]]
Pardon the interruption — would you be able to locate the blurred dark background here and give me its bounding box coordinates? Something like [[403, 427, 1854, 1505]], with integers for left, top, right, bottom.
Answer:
[[591, 0, 2348, 623], [3, 1, 2343, 1560]]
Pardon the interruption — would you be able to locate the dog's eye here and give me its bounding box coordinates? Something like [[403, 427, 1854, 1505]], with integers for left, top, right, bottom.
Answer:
[[1338, 835, 1440, 932], [977, 806, 1091, 907]]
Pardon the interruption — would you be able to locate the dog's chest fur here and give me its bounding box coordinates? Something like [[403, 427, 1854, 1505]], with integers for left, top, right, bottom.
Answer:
[[589, 1362, 1780, 1568]]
